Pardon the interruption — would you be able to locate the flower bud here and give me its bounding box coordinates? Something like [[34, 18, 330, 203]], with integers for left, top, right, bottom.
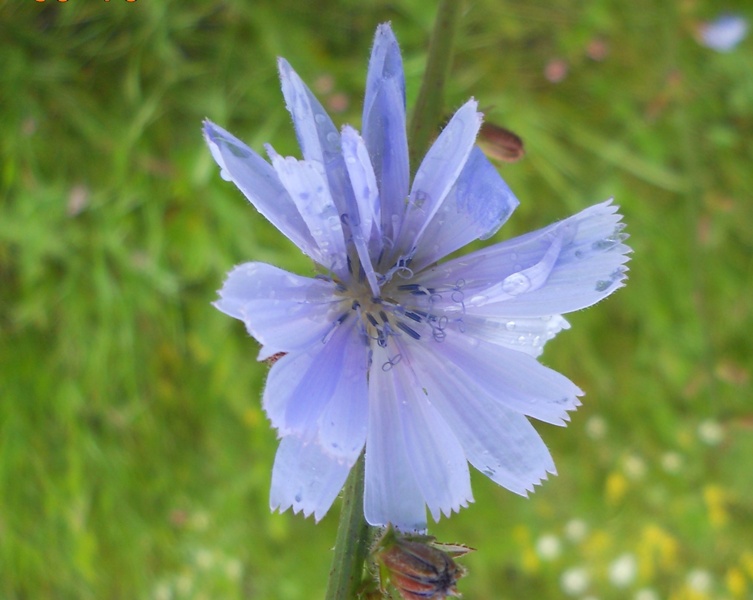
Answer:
[[373, 526, 472, 599]]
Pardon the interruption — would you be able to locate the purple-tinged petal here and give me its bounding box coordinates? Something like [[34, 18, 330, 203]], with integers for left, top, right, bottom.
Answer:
[[409, 147, 520, 271], [263, 319, 369, 464], [429, 329, 582, 426], [365, 342, 473, 528], [340, 126, 382, 295], [414, 200, 630, 317], [203, 121, 317, 257], [278, 59, 353, 219], [214, 262, 341, 360], [364, 23, 406, 114], [270, 434, 351, 522], [278, 58, 342, 168], [364, 360, 427, 531], [459, 314, 570, 358], [411, 341, 556, 495], [315, 324, 370, 462], [267, 148, 348, 277], [392, 100, 482, 261], [363, 24, 409, 246]]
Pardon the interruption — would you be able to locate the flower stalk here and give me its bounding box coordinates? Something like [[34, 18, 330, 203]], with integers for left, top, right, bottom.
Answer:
[[408, 0, 464, 173], [325, 453, 371, 600]]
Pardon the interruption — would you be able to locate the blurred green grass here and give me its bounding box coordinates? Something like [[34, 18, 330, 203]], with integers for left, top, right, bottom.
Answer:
[[1, 1, 752, 599]]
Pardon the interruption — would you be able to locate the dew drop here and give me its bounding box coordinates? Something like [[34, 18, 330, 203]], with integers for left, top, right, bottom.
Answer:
[[501, 272, 531, 295], [314, 113, 326, 124], [595, 280, 612, 292], [505, 321, 516, 331], [326, 132, 339, 145], [219, 168, 232, 182], [294, 492, 302, 503]]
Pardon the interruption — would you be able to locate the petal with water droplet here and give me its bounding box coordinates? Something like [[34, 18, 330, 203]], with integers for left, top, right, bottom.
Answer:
[[409, 147, 519, 271], [203, 121, 318, 257], [214, 262, 340, 360], [270, 434, 352, 522]]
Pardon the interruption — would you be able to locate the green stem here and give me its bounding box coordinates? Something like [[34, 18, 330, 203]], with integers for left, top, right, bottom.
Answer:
[[325, 453, 371, 600], [408, 0, 464, 174]]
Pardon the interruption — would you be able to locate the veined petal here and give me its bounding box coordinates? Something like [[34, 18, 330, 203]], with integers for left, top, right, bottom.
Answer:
[[414, 200, 630, 317], [364, 23, 406, 114], [365, 341, 473, 528], [340, 126, 382, 295], [270, 434, 352, 522], [263, 318, 369, 463], [363, 24, 409, 246], [411, 340, 556, 495], [278, 58, 353, 220], [278, 58, 341, 170], [315, 322, 370, 462], [268, 148, 348, 277], [364, 353, 427, 531], [203, 121, 317, 257], [409, 146, 519, 271], [459, 314, 571, 358], [214, 262, 341, 360], [392, 100, 482, 261], [429, 330, 582, 426]]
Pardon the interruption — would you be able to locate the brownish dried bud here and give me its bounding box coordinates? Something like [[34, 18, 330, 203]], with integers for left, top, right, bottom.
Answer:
[[373, 526, 473, 600], [477, 121, 525, 163]]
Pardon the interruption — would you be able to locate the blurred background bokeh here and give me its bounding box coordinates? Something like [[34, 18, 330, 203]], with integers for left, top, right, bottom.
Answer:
[[2, 1, 752, 598]]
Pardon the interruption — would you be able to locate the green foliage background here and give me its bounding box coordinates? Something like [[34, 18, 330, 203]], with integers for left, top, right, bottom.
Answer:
[[2, 1, 752, 598]]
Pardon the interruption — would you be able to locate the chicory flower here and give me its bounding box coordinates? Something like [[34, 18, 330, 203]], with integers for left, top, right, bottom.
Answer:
[[204, 23, 630, 531]]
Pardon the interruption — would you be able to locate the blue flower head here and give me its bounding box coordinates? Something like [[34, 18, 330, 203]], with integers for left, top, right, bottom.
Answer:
[[204, 23, 630, 531]]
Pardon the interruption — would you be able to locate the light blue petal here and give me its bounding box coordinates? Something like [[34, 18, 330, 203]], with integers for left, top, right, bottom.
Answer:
[[362, 24, 409, 246], [214, 262, 341, 360], [364, 347, 427, 531], [459, 314, 571, 358], [267, 148, 348, 277], [339, 126, 382, 295], [414, 200, 630, 317], [263, 319, 369, 464], [391, 100, 482, 262], [427, 330, 582, 426], [410, 341, 556, 495], [278, 59, 353, 220], [409, 146, 519, 271], [203, 121, 317, 257], [270, 434, 352, 522], [315, 322, 370, 462], [364, 341, 473, 528]]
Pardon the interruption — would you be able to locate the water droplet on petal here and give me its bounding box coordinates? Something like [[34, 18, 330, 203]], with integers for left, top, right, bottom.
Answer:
[[595, 280, 612, 292], [314, 113, 327, 124], [502, 272, 531, 295], [220, 168, 232, 182], [505, 321, 516, 331]]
